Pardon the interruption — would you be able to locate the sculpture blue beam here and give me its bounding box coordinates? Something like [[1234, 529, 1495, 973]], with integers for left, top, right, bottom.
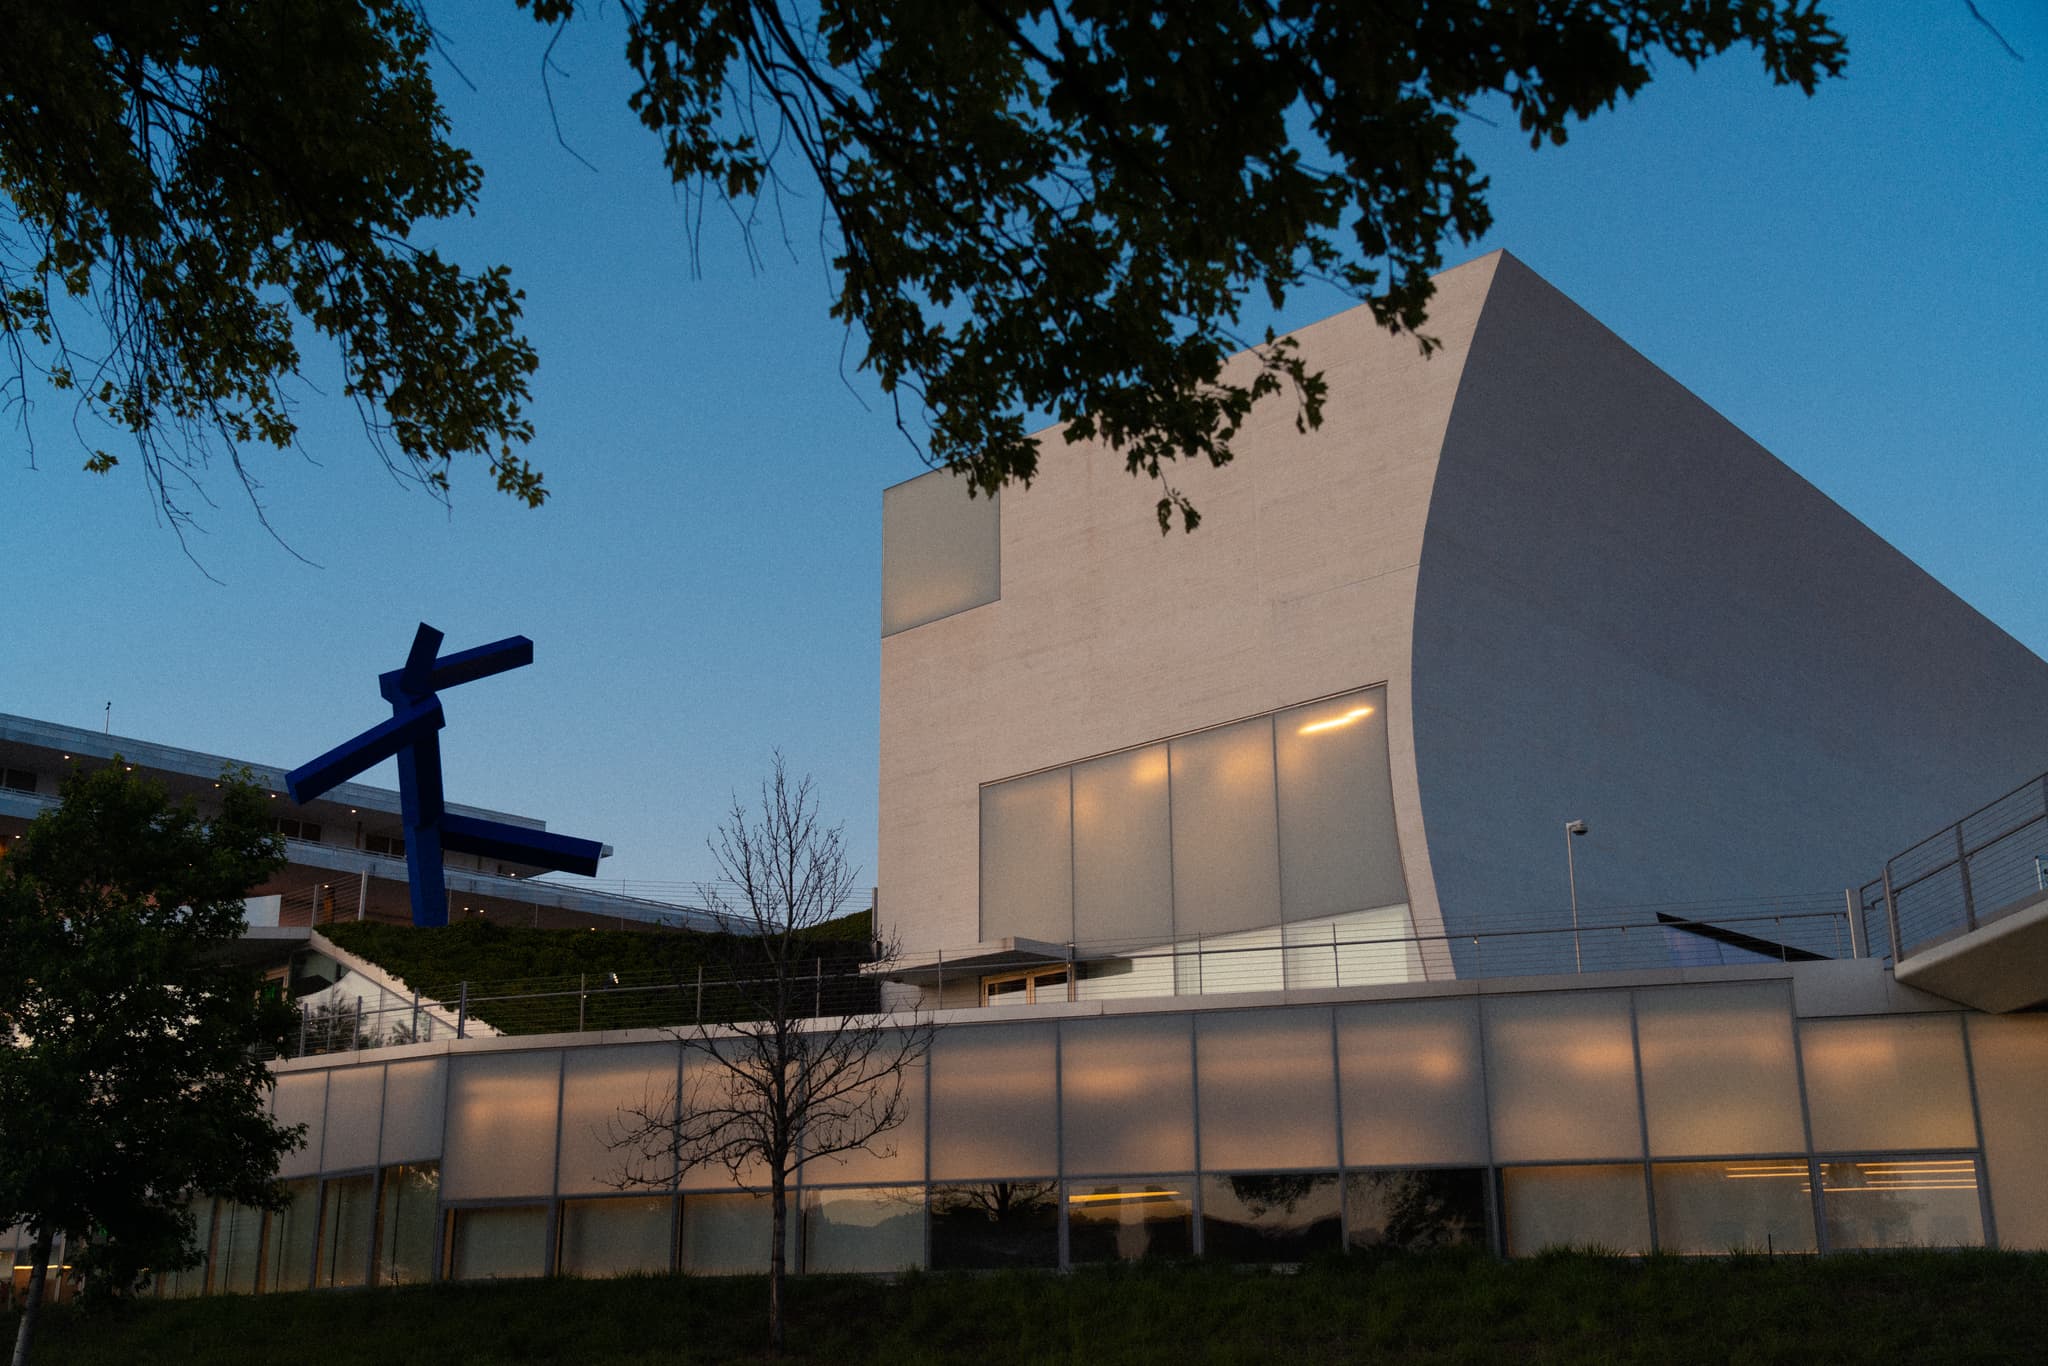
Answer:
[[287, 623, 606, 927]]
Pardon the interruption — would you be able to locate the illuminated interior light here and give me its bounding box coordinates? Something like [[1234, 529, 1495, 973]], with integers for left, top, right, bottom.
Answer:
[[1066, 1190, 1183, 1205], [1298, 705, 1375, 735]]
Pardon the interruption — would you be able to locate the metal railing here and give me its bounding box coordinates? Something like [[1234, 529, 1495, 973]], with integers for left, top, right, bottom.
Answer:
[[279, 956, 884, 1059], [277, 895, 1856, 1059], [1861, 770, 2048, 964]]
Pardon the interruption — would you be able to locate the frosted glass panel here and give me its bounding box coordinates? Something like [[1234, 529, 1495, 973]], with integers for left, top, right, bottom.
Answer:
[[380, 1059, 446, 1163], [1502, 1165, 1650, 1255], [801, 1053, 924, 1186], [1275, 688, 1406, 921], [1196, 1009, 1337, 1171], [929, 1024, 1057, 1179], [1635, 983, 1804, 1157], [1060, 1015, 1194, 1175], [559, 1044, 678, 1195], [881, 471, 999, 635], [1966, 1015, 2048, 1249], [1484, 993, 1642, 1162], [677, 1044, 773, 1189], [1338, 999, 1488, 1166], [446, 1205, 548, 1280], [979, 769, 1073, 944], [1072, 745, 1173, 946], [1800, 1016, 1975, 1152], [559, 1197, 675, 1277], [272, 1071, 325, 1178], [322, 1065, 384, 1172], [803, 1186, 927, 1272], [1169, 718, 1281, 937], [1821, 1158, 1983, 1249], [443, 1051, 562, 1200], [1653, 1161, 1816, 1254]]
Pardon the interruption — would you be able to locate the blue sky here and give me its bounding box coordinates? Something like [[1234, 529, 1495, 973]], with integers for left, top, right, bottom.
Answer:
[[3, 2, 2042, 899]]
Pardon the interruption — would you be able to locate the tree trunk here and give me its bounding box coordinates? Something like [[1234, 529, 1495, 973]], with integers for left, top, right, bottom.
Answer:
[[9, 1228, 53, 1366], [768, 1169, 786, 1356]]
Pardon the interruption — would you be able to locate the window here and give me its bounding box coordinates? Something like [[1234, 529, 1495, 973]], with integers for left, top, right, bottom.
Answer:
[[980, 967, 1070, 1006], [0, 768, 36, 793], [272, 816, 322, 842], [364, 832, 405, 858], [977, 686, 1412, 996]]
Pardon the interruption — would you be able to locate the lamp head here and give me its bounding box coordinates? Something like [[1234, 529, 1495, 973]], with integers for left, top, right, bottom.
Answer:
[[1566, 820, 1589, 836]]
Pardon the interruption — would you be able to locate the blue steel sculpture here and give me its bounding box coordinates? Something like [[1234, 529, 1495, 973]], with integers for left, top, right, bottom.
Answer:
[[287, 623, 605, 927]]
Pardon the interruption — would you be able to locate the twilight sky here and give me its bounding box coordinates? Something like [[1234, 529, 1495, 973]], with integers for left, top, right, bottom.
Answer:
[[4, 2, 2042, 902]]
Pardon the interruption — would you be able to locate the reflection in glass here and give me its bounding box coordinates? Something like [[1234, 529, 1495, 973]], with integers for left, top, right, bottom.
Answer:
[[803, 1187, 926, 1273], [212, 1203, 264, 1295], [1820, 1158, 1984, 1249], [1344, 1169, 1488, 1251], [1501, 1165, 1650, 1256], [560, 1197, 675, 1278], [1201, 1173, 1341, 1262], [445, 1205, 549, 1280], [929, 1182, 1059, 1270], [1066, 1179, 1194, 1263], [318, 1173, 376, 1287], [376, 1163, 440, 1286], [263, 1179, 319, 1293], [1652, 1161, 1817, 1254], [681, 1192, 794, 1276]]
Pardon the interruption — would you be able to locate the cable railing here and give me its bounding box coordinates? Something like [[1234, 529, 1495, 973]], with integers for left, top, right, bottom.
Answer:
[[276, 896, 1857, 1059], [277, 956, 886, 1059], [1860, 771, 2048, 964]]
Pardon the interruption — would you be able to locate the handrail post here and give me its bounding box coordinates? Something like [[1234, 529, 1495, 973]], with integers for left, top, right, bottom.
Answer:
[[1955, 825, 1978, 931], [1882, 865, 1902, 965], [1844, 888, 1867, 959], [411, 988, 421, 1041], [297, 1005, 308, 1059], [695, 965, 704, 1023], [814, 957, 823, 1018], [578, 973, 587, 1033], [456, 981, 468, 1039]]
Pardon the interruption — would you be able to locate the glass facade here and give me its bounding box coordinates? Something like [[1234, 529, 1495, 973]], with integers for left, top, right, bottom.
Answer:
[[317, 1174, 376, 1287], [445, 1205, 549, 1281], [147, 985, 2036, 1297], [929, 1182, 1059, 1270], [802, 1186, 926, 1273], [977, 687, 1415, 998], [1067, 1178, 1194, 1263], [559, 1197, 675, 1278], [376, 1163, 440, 1286], [1201, 1173, 1342, 1262]]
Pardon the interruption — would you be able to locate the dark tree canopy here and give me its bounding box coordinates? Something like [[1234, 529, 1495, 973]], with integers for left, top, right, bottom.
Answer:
[[535, 0, 1845, 529], [0, 0, 543, 537], [1, 2, 1846, 539], [0, 763, 298, 1362]]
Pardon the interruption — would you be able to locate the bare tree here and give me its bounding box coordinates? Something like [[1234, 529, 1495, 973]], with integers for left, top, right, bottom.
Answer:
[[608, 755, 930, 1354]]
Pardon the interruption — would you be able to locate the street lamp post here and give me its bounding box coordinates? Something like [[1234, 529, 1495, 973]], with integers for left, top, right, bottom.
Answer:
[[1565, 820, 1589, 972]]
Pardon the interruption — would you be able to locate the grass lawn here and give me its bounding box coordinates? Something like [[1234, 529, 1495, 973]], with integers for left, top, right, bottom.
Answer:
[[9, 1249, 2047, 1364]]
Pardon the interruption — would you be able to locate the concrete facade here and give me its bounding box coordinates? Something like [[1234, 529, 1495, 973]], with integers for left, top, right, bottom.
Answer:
[[878, 251, 2048, 981]]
